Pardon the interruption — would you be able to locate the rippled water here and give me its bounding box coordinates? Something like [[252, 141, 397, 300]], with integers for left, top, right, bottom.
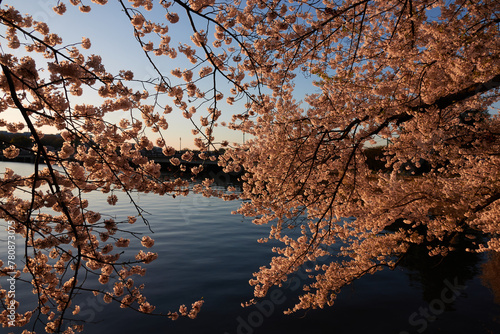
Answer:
[[1, 161, 500, 334]]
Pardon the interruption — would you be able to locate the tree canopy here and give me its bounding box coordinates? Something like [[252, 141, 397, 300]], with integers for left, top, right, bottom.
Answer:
[[0, 0, 499, 332]]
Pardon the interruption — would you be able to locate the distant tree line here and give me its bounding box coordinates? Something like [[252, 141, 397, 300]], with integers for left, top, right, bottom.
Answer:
[[0, 131, 64, 152]]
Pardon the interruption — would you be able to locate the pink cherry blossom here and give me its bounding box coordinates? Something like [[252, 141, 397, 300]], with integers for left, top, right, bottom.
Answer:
[[0, 0, 498, 332]]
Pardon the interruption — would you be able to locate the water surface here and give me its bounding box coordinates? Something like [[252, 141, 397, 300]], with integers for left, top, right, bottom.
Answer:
[[1, 161, 499, 333]]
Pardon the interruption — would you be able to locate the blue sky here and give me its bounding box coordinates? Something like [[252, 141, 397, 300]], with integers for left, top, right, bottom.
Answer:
[[8, 1, 485, 151], [1, 0, 258, 149]]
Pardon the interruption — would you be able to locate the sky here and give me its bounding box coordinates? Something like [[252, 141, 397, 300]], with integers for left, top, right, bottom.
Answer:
[[6, 1, 486, 151], [1, 0, 266, 149]]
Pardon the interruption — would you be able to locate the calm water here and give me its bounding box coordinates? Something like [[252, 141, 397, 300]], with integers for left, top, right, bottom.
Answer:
[[1, 161, 500, 334]]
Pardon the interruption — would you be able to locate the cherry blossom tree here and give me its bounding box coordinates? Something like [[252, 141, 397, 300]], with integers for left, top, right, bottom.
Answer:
[[0, 0, 499, 332]]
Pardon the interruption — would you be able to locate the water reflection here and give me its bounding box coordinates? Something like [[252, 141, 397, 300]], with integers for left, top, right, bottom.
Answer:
[[160, 168, 242, 191], [481, 252, 500, 305], [400, 241, 480, 304]]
